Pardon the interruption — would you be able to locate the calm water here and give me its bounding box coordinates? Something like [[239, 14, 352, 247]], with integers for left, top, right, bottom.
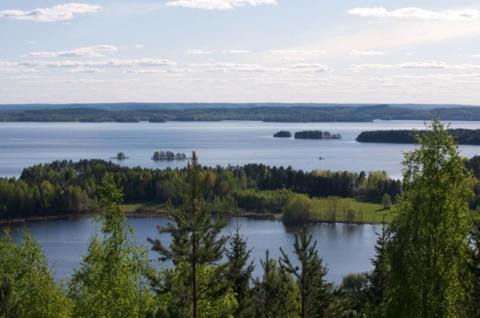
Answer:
[[2, 216, 380, 284], [2, 120, 480, 283], [2, 120, 480, 178]]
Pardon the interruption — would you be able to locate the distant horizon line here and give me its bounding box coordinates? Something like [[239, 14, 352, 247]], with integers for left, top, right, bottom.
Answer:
[[1, 102, 479, 107]]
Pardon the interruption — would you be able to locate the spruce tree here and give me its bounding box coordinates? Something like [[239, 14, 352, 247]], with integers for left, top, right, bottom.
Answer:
[[254, 250, 301, 318], [149, 152, 229, 318], [279, 228, 331, 318], [368, 222, 389, 317], [225, 221, 255, 318], [387, 119, 475, 317]]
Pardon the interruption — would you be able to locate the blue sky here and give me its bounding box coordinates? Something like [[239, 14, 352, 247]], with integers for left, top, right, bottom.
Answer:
[[1, 0, 480, 104]]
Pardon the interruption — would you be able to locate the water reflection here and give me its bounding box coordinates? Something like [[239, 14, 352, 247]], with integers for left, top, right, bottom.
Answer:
[[1, 216, 380, 284]]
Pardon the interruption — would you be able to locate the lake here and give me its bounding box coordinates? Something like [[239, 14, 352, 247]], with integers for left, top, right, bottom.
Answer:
[[2, 216, 381, 284], [1, 120, 480, 179], [2, 119, 480, 283]]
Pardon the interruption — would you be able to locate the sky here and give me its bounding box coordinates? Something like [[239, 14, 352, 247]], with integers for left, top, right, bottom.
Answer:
[[1, 0, 480, 104]]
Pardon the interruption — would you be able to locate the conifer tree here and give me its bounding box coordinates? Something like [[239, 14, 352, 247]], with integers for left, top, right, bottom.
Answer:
[[149, 152, 229, 318], [68, 175, 153, 318], [368, 222, 389, 317], [254, 250, 301, 318], [225, 221, 255, 317], [387, 119, 475, 317], [279, 228, 331, 318]]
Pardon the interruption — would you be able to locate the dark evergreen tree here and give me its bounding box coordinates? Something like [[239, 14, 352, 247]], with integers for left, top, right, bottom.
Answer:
[[149, 152, 229, 318], [279, 228, 331, 318], [225, 221, 255, 318], [253, 250, 300, 318], [368, 222, 389, 317]]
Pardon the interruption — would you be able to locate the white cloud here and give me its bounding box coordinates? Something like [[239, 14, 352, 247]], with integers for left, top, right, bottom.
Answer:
[[134, 44, 145, 49], [68, 67, 106, 73], [348, 7, 479, 21], [221, 49, 251, 54], [268, 49, 327, 55], [19, 58, 177, 68], [351, 61, 480, 71], [350, 50, 385, 56], [166, 0, 277, 10], [194, 63, 265, 72], [288, 63, 329, 73], [29, 45, 118, 58], [470, 54, 480, 58], [0, 3, 101, 22], [186, 49, 213, 55]]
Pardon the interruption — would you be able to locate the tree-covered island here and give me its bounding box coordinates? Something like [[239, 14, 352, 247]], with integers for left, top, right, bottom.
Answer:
[[356, 128, 480, 145], [152, 151, 187, 161], [294, 130, 342, 140], [273, 131, 292, 138]]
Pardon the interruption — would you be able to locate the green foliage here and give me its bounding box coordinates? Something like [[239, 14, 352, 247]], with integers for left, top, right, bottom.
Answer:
[[0, 159, 401, 220], [154, 263, 237, 318], [331, 273, 371, 318], [387, 119, 475, 318], [368, 223, 390, 317], [280, 228, 331, 318], [149, 152, 229, 318], [282, 194, 388, 224], [253, 250, 301, 318], [0, 231, 71, 318], [225, 223, 255, 317], [68, 175, 154, 318], [381, 193, 392, 209]]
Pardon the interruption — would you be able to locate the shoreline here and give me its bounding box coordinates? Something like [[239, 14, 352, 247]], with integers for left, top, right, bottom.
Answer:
[[0, 209, 390, 226]]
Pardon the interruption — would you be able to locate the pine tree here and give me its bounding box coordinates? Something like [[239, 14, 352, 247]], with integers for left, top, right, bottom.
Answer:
[[68, 175, 153, 318], [387, 119, 475, 317], [279, 228, 331, 318], [225, 221, 255, 317], [149, 152, 229, 318], [254, 250, 301, 318]]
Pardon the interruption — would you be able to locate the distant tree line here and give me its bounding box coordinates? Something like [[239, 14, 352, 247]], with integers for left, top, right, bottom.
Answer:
[[356, 128, 480, 145], [4, 105, 480, 122], [0, 160, 401, 220]]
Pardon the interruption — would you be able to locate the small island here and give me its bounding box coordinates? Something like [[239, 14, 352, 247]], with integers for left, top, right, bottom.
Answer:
[[356, 129, 480, 145], [152, 151, 187, 161], [273, 131, 292, 138], [294, 130, 342, 140], [113, 152, 128, 160]]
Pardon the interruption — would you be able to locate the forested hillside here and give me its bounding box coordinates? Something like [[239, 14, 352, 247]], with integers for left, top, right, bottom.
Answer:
[[3, 105, 480, 122]]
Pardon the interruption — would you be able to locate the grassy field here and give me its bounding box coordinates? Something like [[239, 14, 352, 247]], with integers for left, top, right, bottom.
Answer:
[[309, 197, 392, 223], [282, 195, 393, 224], [121, 202, 166, 214], [122, 196, 392, 224]]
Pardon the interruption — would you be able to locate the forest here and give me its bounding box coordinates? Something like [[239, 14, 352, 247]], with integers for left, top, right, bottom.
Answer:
[[4, 105, 480, 122], [0, 160, 401, 224], [2, 120, 480, 318], [356, 128, 480, 145]]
